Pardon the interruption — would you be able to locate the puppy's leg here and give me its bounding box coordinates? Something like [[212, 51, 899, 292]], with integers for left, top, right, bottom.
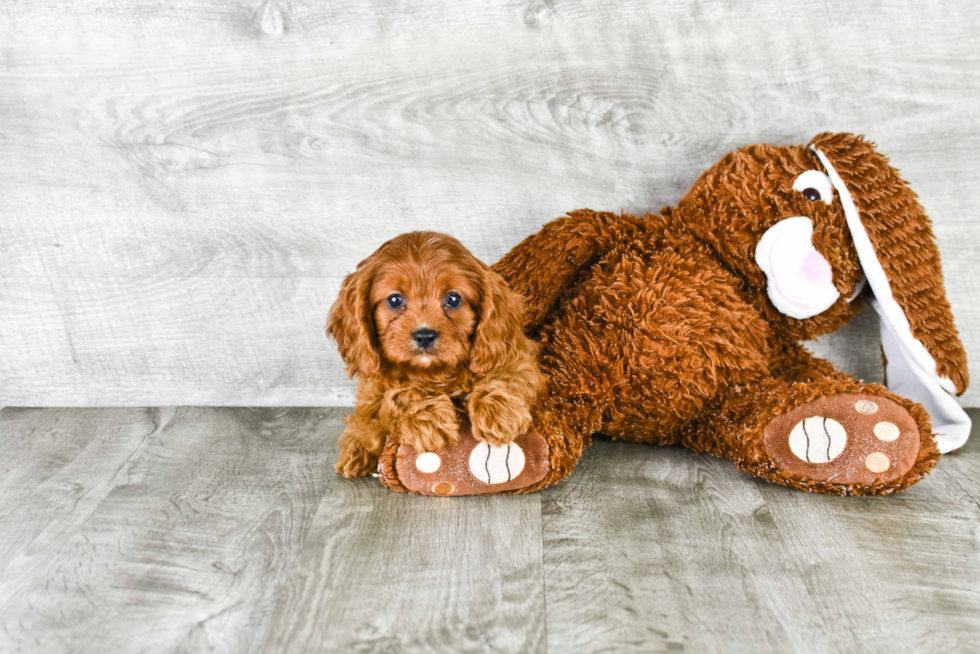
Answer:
[[469, 342, 545, 445], [335, 406, 386, 478], [382, 389, 460, 453], [468, 378, 535, 446]]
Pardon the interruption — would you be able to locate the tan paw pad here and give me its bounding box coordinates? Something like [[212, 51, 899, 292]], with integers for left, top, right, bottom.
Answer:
[[432, 482, 455, 496], [415, 452, 441, 473], [865, 453, 890, 473], [855, 399, 878, 414], [873, 422, 900, 442]]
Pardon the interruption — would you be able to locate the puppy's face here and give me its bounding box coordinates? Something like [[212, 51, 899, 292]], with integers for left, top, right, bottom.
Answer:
[[328, 231, 526, 379], [370, 239, 481, 371]]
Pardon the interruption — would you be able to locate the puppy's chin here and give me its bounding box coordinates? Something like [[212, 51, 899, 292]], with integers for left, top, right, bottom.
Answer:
[[404, 348, 466, 371], [379, 342, 452, 370], [412, 353, 437, 368]]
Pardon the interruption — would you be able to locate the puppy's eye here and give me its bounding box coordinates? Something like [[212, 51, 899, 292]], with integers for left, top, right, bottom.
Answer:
[[792, 170, 834, 205], [386, 294, 404, 309], [445, 292, 462, 309]]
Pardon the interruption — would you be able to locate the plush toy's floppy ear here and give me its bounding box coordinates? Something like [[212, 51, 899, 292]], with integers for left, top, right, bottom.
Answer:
[[469, 264, 527, 376], [809, 132, 970, 452], [327, 261, 381, 379]]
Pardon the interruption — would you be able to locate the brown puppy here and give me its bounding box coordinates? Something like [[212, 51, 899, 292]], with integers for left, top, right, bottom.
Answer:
[[327, 231, 544, 478]]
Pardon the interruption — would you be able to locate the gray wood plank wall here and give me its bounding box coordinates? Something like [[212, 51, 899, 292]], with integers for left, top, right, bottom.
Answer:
[[2, 1, 978, 406]]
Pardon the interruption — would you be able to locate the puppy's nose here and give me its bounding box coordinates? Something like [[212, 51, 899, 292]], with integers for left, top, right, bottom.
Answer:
[[412, 328, 438, 350]]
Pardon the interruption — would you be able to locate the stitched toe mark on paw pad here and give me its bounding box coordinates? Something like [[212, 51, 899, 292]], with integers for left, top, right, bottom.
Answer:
[[469, 443, 526, 484], [788, 417, 847, 463], [764, 394, 921, 486]]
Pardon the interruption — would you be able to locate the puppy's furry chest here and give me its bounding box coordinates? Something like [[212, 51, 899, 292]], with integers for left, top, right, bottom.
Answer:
[[414, 374, 475, 400]]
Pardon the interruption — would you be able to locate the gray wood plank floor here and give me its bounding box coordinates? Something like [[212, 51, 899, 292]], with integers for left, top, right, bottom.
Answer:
[[1, 406, 978, 653]]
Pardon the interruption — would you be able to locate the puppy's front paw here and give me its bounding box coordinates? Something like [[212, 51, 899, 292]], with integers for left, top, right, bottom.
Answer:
[[396, 394, 460, 453], [468, 383, 533, 446], [336, 436, 379, 478]]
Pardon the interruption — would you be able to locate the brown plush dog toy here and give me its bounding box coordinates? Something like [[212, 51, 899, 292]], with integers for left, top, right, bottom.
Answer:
[[378, 132, 971, 496]]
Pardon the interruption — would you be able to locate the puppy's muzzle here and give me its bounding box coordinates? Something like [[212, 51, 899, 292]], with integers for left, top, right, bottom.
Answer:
[[412, 328, 439, 350]]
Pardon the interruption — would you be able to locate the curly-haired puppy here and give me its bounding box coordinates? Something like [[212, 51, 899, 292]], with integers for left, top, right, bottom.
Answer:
[[327, 231, 545, 478]]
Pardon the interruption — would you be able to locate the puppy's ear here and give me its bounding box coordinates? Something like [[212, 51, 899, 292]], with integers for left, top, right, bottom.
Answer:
[[470, 265, 527, 375], [327, 261, 380, 379]]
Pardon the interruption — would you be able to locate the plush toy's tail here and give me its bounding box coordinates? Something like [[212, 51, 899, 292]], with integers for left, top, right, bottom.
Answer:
[[493, 210, 654, 332]]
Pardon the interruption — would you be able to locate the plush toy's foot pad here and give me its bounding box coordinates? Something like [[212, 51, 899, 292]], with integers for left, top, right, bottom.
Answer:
[[394, 424, 550, 496], [764, 394, 920, 486]]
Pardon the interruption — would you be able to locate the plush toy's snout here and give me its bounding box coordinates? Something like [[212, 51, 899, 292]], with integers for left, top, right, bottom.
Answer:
[[755, 216, 841, 319]]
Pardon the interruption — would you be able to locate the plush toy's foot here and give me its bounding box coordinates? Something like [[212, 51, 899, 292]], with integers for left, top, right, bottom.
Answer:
[[763, 393, 921, 487], [378, 420, 550, 496]]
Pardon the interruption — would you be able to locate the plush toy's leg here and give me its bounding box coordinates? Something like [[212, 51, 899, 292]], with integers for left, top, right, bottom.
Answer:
[[515, 391, 603, 492], [683, 350, 941, 495], [376, 380, 602, 496], [493, 210, 657, 330]]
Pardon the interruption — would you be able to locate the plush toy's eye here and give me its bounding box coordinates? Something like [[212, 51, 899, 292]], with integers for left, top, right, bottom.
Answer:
[[445, 292, 462, 308], [792, 170, 834, 205], [386, 294, 404, 309]]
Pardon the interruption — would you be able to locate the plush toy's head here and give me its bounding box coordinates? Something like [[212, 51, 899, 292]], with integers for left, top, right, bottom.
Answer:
[[676, 137, 863, 340], [675, 132, 969, 451]]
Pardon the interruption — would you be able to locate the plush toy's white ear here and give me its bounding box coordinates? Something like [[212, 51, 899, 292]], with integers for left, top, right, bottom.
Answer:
[[873, 304, 971, 453], [810, 135, 971, 453]]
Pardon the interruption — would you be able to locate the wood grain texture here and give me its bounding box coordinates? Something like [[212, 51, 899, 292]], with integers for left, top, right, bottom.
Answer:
[[0, 407, 161, 572], [541, 408, 980, 654], [0, 407, 338, 654], [262, 471, 545, 653], [1, 0, 978, 406], [0, 406, 545, 654], [0, 407, 978, 652]]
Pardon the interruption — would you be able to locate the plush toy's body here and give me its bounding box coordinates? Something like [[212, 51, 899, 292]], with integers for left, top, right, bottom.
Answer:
[[378, 133, 970, 496]]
